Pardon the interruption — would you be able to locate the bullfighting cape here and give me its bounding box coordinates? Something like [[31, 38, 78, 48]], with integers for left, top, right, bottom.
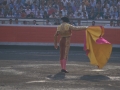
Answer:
[[84, 26, 112, 69]]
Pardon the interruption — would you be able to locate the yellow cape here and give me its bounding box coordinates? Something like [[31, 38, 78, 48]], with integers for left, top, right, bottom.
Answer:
[[84, 26, 112, 69]]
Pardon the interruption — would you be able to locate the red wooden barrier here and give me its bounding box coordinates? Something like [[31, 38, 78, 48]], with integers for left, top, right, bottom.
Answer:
[[0, 25, 120, 44]]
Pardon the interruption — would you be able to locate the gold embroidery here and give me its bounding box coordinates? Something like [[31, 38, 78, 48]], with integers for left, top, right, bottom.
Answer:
[[64, 37, 70, 60]]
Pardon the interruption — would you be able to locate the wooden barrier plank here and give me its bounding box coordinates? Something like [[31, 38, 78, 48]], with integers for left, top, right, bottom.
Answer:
[[0, 26, 120, 44]]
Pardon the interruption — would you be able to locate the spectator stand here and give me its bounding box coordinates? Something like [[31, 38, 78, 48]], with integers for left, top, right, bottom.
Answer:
[[0, 0, 120, 27], [0, 18, 120, 27]]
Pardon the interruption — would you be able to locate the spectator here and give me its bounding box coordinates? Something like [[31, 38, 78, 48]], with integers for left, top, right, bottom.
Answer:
[[0, 0, 120, 21], [90, 0, 96, 8], [79, 1, 86, 12], [117, 4, 120, 14], [104, 10, 111, 19], [31, 1, 37, 10], [23, 21, 27, 25], [27, 12, 35, 18], [19, 6, 24, 13], [111, 7, 118, 19], [40, 5, 46, 16], [25, 0, 33, 4], [71, 1, 77, 12], [1, 20, 5, 24], [25, 6, 31, 15], [69, 20, 76, 25], [61, 6, 67, 16], [117, 0, 120, 6], [21, 0, 26, 5], [66, 1, 71, 11], [74, 8, 80, 16], [116, 20, 120, 26], [33, 20, 38, 25], [9, 1, 14, 10], [75, 20, 82, 26], [67, 6, 74, 15], [58, 2, 64, 11], [57, 11, 63, 18], [32, 5, 39, 17], [81, 8, 86, 15], [14, 0, 22, 10], [95, 2, 103, 16], [105, 20, 115, 27], [0, 11, 4, 17], [44, 19, 52, 25], [111, 14, 118, 20], [61, 0, 68, 6], [84, 0, 90, 6], [54, 19, 60, 25], [36, 11, 43, 18], [2, 0, 7, 6], [3, 5, 9, 17], [54, 9, 60, 17], [9, 19, 13, 24], [117, 14, 120, 20], [92, 21, 95, 26], [48, 6, 55, 16], [103, 5, 109, 18], [14, 18, 21, 24], [70, 0, 75, 7], [103, 0, 110, 9], [109, 4, 117, 14], [49, 12, 57, 18], [75, 12, 82, 18], [86, 3, 92, 14], [89, 11, 95, 20], [43, 11, 49, 19], [82, 11, 88, 19], [100, 0, 105, 5], [95, 13, 103, 19], [12, 6, 18, 16], [21, 10, 27, 18], [25, 1, 32, 9], [69, 13, 75, 18]]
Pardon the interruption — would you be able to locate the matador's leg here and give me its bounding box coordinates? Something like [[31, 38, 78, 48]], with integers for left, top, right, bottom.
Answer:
[[60, 37, 70, 73]]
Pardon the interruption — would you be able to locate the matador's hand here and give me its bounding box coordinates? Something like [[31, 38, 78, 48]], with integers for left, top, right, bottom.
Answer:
[[54, 43, 58, 49]]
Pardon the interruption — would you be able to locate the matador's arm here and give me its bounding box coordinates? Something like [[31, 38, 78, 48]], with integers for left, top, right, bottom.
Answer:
[[69, 25, 88, 31], [54, 31, 59, 49]]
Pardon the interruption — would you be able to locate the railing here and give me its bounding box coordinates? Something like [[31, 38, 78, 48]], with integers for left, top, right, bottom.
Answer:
[[0, 18, 120, 27]]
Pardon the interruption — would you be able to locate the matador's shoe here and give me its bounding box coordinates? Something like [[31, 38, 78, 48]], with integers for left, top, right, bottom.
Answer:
[[61, 69, 69, 73]]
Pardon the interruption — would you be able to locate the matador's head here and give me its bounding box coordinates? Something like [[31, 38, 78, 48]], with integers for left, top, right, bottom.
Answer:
[[61, 17, 69, 23]]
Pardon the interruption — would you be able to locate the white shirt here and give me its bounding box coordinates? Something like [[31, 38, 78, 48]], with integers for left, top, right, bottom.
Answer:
[[61, 9, 67, 16], [82, 15, 88, 19], [110, 6, 117, 13], [96, 17, 103, 20], [79, 5, 86, 12], [32, 9, 39, 16], [75, 14, 82, 18], [6, 15, 15, 18], [61, 0, 68, 6], [117, 1, 120, 6], [25, 9, 31, 15], [111, 16, 118, 20]]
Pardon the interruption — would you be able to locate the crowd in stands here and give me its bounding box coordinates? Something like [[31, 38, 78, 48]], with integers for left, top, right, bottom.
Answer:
[[0, 0, 120, 20], [0, 0, 120, 26]]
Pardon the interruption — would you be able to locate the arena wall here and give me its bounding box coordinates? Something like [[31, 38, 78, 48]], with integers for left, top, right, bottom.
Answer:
[[0, 25, 120, 47]]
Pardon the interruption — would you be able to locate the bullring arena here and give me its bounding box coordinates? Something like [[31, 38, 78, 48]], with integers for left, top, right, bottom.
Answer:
[[0, 0, 120, 89], [0, 23, 120, 90]]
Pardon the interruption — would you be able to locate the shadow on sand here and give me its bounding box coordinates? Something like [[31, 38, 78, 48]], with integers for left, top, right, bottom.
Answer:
[[80, 75, 110, 82], [47, 72, 65, 80]]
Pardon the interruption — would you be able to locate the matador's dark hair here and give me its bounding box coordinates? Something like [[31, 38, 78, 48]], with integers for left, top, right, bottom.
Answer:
[[61, 17, 69, 23]]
